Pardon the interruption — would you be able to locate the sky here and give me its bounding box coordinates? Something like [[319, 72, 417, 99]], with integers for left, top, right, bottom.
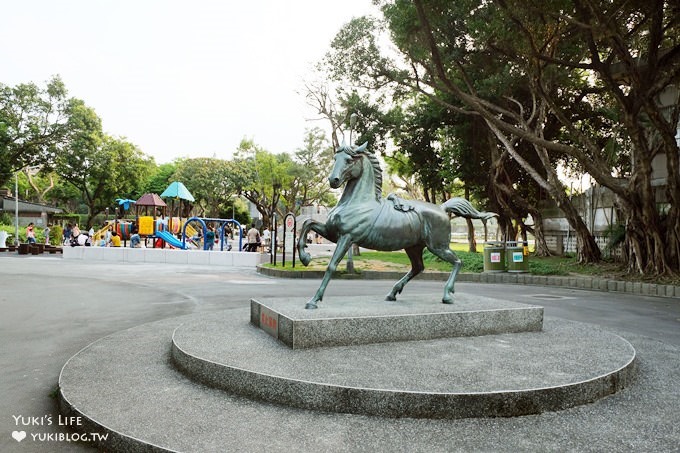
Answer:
[[1, 1, 378, 163]]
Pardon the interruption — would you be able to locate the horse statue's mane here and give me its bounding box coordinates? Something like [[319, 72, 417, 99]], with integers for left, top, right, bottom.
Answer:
[[337, 142, 382, 201]]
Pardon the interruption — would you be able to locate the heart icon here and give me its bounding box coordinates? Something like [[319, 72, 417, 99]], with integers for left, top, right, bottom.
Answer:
[[12, 431, 26, 442]]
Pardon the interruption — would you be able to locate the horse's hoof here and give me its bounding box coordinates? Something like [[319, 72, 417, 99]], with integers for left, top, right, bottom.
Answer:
[[385, 294, 397, 301], [305, 301, 318, 309], [300, 253, 311, 267], [442, 298, 454, 304]]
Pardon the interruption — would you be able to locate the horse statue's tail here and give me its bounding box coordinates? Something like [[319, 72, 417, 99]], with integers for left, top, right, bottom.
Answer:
[[441, 198, 498, 220]]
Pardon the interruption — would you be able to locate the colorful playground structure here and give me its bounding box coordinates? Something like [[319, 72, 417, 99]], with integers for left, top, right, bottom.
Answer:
[[92, 182, 247, 252], [145, 216, 244, 252]]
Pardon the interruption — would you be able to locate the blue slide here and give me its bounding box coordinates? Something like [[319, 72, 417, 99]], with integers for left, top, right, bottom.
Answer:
[[156, 231, 188, 250]]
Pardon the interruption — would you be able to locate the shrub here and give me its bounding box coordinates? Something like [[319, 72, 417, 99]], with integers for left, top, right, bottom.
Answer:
[[49, 225, 63, 246]]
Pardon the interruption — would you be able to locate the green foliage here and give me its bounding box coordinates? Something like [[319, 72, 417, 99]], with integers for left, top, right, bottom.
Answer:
[[171, 157, 235, 218], [286, 128, 336, 210], [54, 101, 154, 227], [144, 162, 177, 195], [0, 224, 45, 244], [49, 224, 63, 246], [2, 77, 343, 237], [218, 198, 250, 226], [52, 213, 81, 224], [0, 224, 17, 239], [0, 76, 70, 187], [418, 249, 485, 273], [233, 136, 336, 227], [232, 140, 287, 210], [528, 259, 570, 276], [323, 16, 400, 89], [320, 0, 680, 271], [603, 223, 626, 253]]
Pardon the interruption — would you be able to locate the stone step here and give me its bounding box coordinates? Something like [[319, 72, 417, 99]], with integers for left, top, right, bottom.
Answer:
[[172, 309, 636, 419], [58, 308, 638, 451]]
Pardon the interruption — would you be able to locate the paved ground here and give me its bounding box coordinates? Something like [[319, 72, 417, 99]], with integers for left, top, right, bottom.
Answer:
[[1, 254, 679, 452]]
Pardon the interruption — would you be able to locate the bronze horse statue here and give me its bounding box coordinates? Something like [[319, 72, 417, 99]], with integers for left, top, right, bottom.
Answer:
[[297, 142, 497, 309]]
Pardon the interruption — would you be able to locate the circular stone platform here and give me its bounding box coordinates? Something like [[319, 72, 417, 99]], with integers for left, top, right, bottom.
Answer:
[[171, 310, 637, 419]]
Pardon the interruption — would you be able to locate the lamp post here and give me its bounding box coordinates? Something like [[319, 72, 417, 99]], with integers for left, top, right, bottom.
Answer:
[[14, 173, 19, 246], [230, 193, 241, 222], [14, 165, 42, 245]]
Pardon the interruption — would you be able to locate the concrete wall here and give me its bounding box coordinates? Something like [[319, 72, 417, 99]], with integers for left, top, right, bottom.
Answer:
[[63, 246, 269, 266]]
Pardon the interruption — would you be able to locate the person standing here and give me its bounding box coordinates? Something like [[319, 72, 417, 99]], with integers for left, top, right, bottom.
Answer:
[[246, 223, 261, 252], [205, 226, 215, 251], [63, 224, 72, 245], [43, 225, 51, 245], [129, 224, 141, 248], [262, 227, 271, 252], [26, 223, 36, 244]]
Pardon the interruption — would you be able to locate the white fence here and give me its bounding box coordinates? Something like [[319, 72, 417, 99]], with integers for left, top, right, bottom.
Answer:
[[63, 246, 269, 266]]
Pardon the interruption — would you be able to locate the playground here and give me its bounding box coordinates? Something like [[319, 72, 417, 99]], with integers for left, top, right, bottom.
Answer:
[[90, 182, 256, 251], [68, 181, 269, 266]]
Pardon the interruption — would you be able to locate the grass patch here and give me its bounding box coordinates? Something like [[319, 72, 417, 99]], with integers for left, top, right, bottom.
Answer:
[[265, 248, 483, 274], [265, 248, 680, 285], [264, 243, 673, 283]]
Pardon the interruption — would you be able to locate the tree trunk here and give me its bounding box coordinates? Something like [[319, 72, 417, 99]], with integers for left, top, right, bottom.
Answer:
[[527, 137, 601, 263], [527, 207, 552, 257], [553, 190, 601, 263], [465, 218, 477, 252], [463, 187, 477, 252]]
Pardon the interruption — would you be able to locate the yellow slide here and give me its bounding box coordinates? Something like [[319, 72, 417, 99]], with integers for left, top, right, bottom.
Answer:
[[91, 221, 114, 241], [183, 221, 198, 238]]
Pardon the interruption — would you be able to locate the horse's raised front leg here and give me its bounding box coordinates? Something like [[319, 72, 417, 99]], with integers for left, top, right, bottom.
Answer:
[[427, 246, 462, 304], [305, 234, 353, 309], [297, 219, 328, 267], [386, 245, 425, 301]]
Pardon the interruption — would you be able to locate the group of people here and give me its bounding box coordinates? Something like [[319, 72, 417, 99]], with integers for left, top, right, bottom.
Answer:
[[62, 223, 123, 247], [31, 219, 272, 251], [24, 222, 52, 245], [190, 222, 269, 252], [95, 226, 122, 247], [192, 223, 268, 252]]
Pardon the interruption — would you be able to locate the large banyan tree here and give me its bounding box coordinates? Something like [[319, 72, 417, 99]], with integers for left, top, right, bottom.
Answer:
[[325, 0, 679, 274]]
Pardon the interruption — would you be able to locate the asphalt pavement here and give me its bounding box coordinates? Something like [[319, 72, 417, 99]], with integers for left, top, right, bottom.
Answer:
[[1, 254, 679, 452]]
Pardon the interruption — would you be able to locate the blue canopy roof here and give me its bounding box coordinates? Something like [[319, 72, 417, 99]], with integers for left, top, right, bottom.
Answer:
[[116, 198, 137, 211], [160, 182, 195, 202]]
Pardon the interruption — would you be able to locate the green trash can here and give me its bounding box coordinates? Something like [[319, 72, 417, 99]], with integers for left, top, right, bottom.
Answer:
[[506, 241, 529, 273], [483, 242, 506, 272]]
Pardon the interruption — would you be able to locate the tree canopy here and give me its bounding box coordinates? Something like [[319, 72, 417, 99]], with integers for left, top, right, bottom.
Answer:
[[320, 0, 680, 273], [54, 99, 154, 227], [0, 76, 70, 187]]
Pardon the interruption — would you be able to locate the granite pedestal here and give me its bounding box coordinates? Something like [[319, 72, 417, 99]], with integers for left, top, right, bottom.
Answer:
[[250, 294, 544, 349]]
